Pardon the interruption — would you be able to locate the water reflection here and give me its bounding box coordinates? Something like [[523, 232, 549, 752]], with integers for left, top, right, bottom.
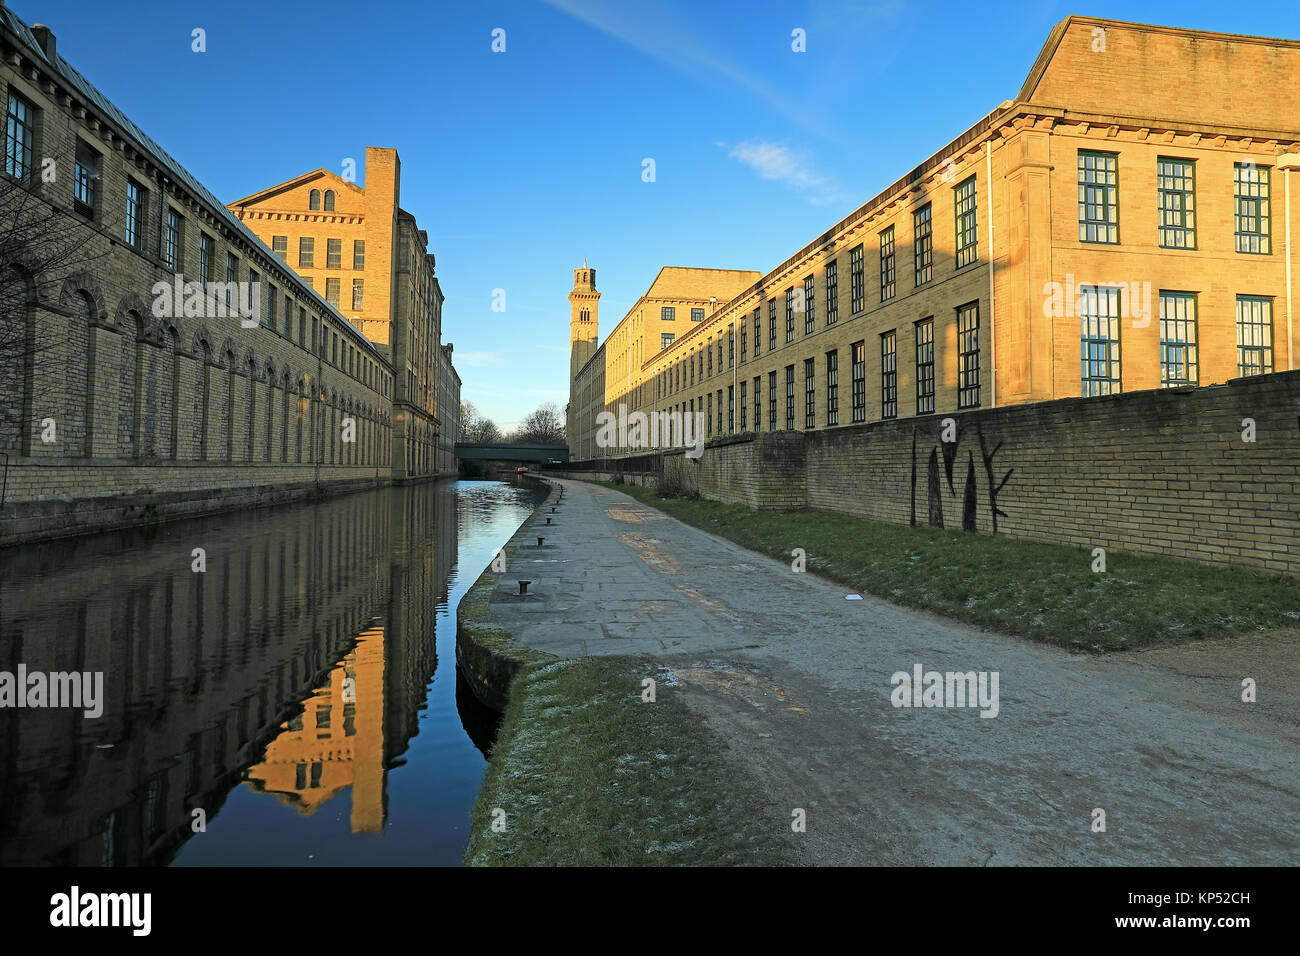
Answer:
[[0, 479, 544, 866]]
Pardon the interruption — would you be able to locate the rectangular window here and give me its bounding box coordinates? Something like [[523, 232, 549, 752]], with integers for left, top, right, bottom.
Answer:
[[1158, 292, 1198, 387], [352, 279, 364, 311], [707, 393, 713, 436], [661, 306, 676, 322], [803, 274, 815, 333], [248, 269, 259, 319], [5, 91, 35, 182], [728, 329, 734, 368], [880, 331, 897, 419], [957, 301, 981, 408], [162, 210, 180, 270], [327, 238, 342, 269], [73, 139, 98, 218], [768, 299, 777, 349], [728, 384, 735, 433], [226, 253, 237, 306], [1157, 158, 1196, 249], [717, 389, 723, 434], [880, 226, 896, 301], [267, 284, 277, 332], [753, 308, 762, 356], [1080, 286, 1122, 396], [825, 350, 839, 427], [1236, 295, 1274, 376], [299, 237, 314, 268], [955, 176, 979, 266], [849, 244, 864, 313], [661, 332, 675, 350], [707, 340, 713, 375], [804, 359, 816, 429], [298, 307, 306, 345], [785, 366, 796, 430], [325, 277, 341, 308], [740, 325, 747, 362], [915, 318, 935, 415], [125, 180, 144, 248], [851, 340, 866, 423], [691, 307, 705, 322], [353, 239, 365, 269], [1078, 151, 1119, 243], [739, 381, 747, 431], [825, 260, 838, 325], [199, 233, 214, 286], [272, 235, 288, 262], [914, 204, 933, 286], [753, 375, 762, 430], [1235, 164, 1271, 254], [768, 370, 778, 431], [785, 288, 795, 342]]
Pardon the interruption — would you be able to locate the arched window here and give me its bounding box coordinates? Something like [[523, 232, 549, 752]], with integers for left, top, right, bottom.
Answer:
[[309, 189, 321, 210], [323, 190, 335, 211]]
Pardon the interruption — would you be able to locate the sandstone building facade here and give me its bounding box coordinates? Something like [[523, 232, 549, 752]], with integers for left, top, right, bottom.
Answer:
[[229, 148, 461, 480], [569, 16, 1300, 461], [0, 6, 458, 543], [568, 265, 761, 460]]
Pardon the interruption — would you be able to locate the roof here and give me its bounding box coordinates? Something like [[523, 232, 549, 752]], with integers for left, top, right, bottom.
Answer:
[[0, 5, 384, 360]]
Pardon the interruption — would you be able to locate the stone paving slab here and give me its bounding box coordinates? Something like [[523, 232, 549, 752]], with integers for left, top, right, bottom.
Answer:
[[486, 477, 1300, 865]]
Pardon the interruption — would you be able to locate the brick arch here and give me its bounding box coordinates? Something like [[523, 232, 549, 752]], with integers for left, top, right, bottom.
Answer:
[[190, 324, 215, 361], [58, 271, 109, 327], [242, 346, 259, 379], [219, 337, 238, 369]]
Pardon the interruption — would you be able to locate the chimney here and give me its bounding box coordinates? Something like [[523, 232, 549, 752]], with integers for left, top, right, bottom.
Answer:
[[31, 24, 56, 61]]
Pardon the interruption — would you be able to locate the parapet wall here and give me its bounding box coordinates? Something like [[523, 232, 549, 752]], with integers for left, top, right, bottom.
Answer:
[[622, 372, 1300, 576]]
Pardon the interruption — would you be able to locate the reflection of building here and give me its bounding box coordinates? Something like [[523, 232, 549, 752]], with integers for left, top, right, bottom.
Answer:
[[569, 17, 1300, 462], [229, 149, 461, 481], [246, 625, 387, 833], [0, 483, 456, 865]]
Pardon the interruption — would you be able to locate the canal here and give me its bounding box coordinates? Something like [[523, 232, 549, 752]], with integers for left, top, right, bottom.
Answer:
[[0, 480, 546, 866]]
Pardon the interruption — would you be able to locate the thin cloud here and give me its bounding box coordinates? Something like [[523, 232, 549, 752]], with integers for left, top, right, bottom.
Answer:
[[458, 351, 505, 367], [543, 0, 817, 133], [721, 140, 843, 206]]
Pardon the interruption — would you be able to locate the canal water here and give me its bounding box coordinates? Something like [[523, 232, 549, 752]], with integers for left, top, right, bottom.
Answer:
[[0, 480, 545, 866]]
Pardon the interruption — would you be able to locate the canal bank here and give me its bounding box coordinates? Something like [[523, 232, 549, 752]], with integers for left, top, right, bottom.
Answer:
[[459, 477, 1300, 865]]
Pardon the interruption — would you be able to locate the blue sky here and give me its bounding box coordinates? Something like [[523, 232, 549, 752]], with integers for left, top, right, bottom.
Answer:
[[21, 0, 1300, 430]]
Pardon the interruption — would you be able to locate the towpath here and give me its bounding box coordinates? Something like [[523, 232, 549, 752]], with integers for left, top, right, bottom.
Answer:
[[486, 477, 1300, 865]]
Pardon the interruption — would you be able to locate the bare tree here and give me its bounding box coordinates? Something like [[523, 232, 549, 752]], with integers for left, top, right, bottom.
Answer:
[[1, 137, 110, 453], [459, 400, 503, 442], [511, 401, 565, 444]]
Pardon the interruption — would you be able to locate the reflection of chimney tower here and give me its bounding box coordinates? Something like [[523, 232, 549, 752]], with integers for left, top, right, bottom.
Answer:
[[569, 262, 600, 385]]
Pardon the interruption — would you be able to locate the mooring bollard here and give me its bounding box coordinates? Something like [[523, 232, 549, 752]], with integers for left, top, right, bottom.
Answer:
[[545, 517, 552, 524], [537, 536, 545, 546], [518, 580, 530, 595]]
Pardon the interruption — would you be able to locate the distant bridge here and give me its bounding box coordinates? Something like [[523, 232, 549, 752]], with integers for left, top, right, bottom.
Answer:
[[454, 443, 569, 464]]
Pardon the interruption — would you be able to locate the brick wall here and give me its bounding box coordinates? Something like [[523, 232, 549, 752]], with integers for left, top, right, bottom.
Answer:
[[668, 372, 1300, 575]]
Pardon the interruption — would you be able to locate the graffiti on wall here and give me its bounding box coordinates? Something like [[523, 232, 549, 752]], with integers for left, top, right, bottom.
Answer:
[[910, 420, 1013, 533]]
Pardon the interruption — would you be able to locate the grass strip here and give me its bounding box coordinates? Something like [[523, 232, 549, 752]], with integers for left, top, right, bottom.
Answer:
[[465, 655, 792, 866]]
